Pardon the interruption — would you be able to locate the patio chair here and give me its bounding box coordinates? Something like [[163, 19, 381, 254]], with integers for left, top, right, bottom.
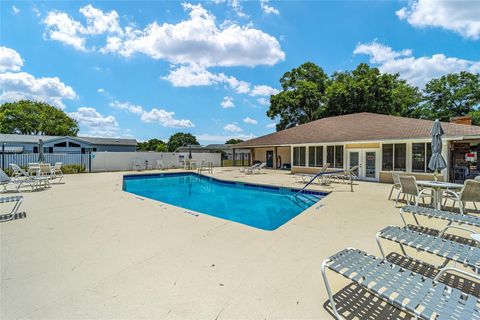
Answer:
[[52, 162, 64, 182], [10, 164, 48, 190], [376, 225, 480, 271], [0, 195, 23, 222], [443, 180, 480, 215], [28, 163, 40, 175], [397, 175, 434, 207], [247, 162, 266, 174], [39, 163, 55, 179], [321, 248, 480, 320], [388, 172, 405, 200], [240, 162, 260, 173], [156, 159, 165, 170], [399, 205, 480, 235], [329, 165, 358, 184], [132, 159, 144, 171], [294, 163, 330, 184]]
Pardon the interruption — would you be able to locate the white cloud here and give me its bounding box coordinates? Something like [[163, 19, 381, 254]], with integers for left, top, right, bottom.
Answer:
[[224, 123, 242, 132], [243, 117, 257, 124], [249, 85, 279, 96], [266, 123, 276, 128], [101, 3, 284, 67], [12, 5, 20, 14], [141, 108, 194, 128], [221, 96, 235, 108], [0, 72, 77, 108], [97, 88, 104, 93], [257, 97, 269, 106], [110, 100, 144, 115], [0, 47, 76, 108], [0, 46, 23, 72], [196, 133, 255, 143], [43, 5, 122, 51], [397, 0, 480, 39], [69, 107, 119, 137], [260, 0, 279, 15], [354, 41, 480, 87]]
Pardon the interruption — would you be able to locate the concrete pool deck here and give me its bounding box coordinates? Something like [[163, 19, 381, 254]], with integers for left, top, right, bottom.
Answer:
[[0, 168, 464, 319]]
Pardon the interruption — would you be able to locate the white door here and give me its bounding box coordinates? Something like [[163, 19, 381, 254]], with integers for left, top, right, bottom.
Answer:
[[348, 149, 379, 181]]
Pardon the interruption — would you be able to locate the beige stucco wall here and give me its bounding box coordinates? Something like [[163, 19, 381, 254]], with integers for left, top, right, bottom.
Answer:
[[291, 167, 342, 174], [345, 143, 380, 149], [379, 171, 445, 183]]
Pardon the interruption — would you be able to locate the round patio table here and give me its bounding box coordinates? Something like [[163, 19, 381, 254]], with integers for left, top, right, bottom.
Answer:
[[416, 180, 463, 210]]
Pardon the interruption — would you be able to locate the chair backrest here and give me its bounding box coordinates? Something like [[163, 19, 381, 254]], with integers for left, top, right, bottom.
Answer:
[[10, 164, 27, 177], [460, 180, 480, 202], [39, 163, 51, 174], [257, 163, 266, 170], [348, 165, 359, 177], [398, 176, 419, 196], [392, 172, 402, 186], [54, 162, 62, 170], [0, 168, 11, 183], [475, 176, 480, 181]]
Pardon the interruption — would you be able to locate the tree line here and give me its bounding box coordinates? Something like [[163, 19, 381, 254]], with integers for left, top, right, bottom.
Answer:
[[267, 62, 480, 131]]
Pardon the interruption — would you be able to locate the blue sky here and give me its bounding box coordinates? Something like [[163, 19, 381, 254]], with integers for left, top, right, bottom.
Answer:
[[1, 0, 479, 143]]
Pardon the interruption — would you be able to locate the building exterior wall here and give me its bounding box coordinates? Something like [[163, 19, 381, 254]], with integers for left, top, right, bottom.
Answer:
[[252, 146, 291, 168], [3, 140, 136, 153]]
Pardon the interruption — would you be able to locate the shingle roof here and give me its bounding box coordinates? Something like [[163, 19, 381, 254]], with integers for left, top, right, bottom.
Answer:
[[235, 113, 480, 148], [0, 134, 137, 146]]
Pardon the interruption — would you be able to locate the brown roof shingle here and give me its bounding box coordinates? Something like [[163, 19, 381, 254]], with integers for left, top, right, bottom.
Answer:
[[235, 113, 480, 148]]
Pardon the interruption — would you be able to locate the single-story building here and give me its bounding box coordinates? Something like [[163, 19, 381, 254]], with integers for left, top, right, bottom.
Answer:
[[232, 113, 480, 183], [177, 144, 250, 160], [0, 134, 138, 153]]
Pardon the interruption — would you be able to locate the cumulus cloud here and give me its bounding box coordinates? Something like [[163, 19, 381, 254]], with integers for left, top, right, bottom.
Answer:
[[396, 0, 480, 39], [249, 85, 279, 96], [260, 0, 279, 15], [69, 107, 119, 137], [266, 123, 276, 128], [354, 41, 480, 87], [224, 123, 242, 132], [221, 96, 235, 108], [256, 97, 270, 106], [110, 100, 144, 115], [99, 3, 284, 67], [0, 46, 23, 72], [243, 117, 257, 124], [141, 108, 195, 128], [12, 6, 20, 14], [43, 4, 122, 51]]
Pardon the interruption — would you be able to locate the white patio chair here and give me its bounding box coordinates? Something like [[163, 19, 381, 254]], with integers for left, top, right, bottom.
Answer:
[[0, 195, 24, 221], [397, 175, 434, 207], [247, 162, 266, 174], [132, 159, 144, 171], [443, 180, 480, 215], [28, 163, 40, 176], [52, 162, 64, 183], [156, 159, 165, 170], [388, 172, 403, 200], [240, 163, 260, 173], [9, 164, 48, 190], [0, 168, 20, 192]]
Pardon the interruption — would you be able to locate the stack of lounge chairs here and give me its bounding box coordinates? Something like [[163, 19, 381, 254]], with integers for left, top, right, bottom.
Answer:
[[322, 201, 480, 319], [239, 162, 266, 175]]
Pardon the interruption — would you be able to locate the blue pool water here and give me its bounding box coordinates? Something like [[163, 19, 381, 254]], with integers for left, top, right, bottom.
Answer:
[[123, 173, 327, 231]]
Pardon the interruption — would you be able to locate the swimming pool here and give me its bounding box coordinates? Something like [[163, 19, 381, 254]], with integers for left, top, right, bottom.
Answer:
[[123, 173, 327, 231]]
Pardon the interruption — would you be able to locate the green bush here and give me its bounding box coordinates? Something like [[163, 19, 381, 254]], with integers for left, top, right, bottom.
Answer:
[[61, 164, 86, 174]]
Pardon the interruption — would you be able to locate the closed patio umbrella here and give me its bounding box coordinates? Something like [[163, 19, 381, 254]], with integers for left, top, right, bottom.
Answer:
[[38, 139, 45, 163], [428, 119, 447, 180]]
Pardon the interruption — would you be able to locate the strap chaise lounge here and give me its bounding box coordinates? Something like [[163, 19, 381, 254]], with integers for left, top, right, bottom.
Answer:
[[321, 248, 480, 320], [376, 225, 480, 271], [246, 162, 266, 174], [0, 195, 23, 221], [400, 205, 480, 233], [239, 163, 260, 173]]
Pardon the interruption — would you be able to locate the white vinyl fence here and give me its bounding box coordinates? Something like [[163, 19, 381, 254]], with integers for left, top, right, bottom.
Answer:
[[1, 153, 90, 171], [91, 152, 221, 172]]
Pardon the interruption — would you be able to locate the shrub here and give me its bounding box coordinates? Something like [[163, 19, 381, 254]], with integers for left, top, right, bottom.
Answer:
[[61, 164, 86, 174]]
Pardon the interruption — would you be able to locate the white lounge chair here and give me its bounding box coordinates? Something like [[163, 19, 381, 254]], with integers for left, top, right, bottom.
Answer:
[[132, 159, 144, 171], [240, 163, 260, 173], [52, 162, 64, 182], [328, 165, 358, 184], [294, 163, 330, 184], [0, 195, 24, 221], [0, 168, 20, 192], [247, 162, 266, 174], [10, 164, 48, 190]]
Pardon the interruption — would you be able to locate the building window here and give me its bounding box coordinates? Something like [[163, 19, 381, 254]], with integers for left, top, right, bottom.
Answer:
[[327, 145, 343, 168], [308, 146, 324, 167], [54, 142, 67, 147], [382, 143, 406, 171], [412, 143, 433, 173], [69, 142, 81, 148], [293, 147, 306, 166]]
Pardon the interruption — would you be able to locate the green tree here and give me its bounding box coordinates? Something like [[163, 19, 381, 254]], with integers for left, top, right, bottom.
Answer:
[[422, 72, 480, 121], [0, 100, 79, 136], [323, 63, 421, 118], [468, 110, 480, 126], [225, 138, 244, 144], [137, 138, 168, 152], [267, 62, 328, 130], [166, 132, 199, 152]]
